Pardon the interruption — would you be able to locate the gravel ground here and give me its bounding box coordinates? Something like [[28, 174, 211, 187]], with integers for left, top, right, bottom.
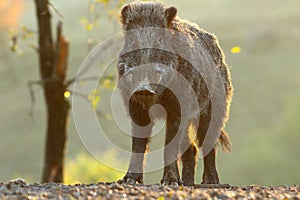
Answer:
[[0, 179, 299, 199]]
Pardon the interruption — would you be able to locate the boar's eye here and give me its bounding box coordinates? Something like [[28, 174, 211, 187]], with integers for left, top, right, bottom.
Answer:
[[118, 62, 128, 75], [118, 62, 125, 70]]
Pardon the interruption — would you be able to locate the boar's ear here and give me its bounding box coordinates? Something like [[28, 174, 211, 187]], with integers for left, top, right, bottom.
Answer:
[[165, 6, 177, 26], [120, 4, 131, 25]]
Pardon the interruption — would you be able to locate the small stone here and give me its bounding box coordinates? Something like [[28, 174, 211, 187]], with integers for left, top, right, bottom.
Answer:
[[129, 189, 139, 196], [109, 183, 123, 190], [8, 178, 27, 186]]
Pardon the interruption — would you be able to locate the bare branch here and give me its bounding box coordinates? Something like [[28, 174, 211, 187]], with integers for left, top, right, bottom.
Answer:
[[27, 80, 43, 117], [66, 76, 100, 87], [26, 77, 60, 117]]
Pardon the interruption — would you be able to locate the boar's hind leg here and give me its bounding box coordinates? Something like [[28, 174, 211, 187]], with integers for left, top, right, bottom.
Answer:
[[202, 147, 219, 184], [161, 114, 182, 186], [197, 103, 220, 184], [181, 140, 197, 186]]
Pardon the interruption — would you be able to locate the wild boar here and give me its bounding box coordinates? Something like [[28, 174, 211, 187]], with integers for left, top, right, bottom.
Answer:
[[117, 1, 233, 186]]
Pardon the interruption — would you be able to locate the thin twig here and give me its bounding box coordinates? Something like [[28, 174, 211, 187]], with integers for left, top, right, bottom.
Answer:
[[28, 44, 39, 54], [66, 74, 116, 87], [68, 90, 105, 118], [65, 77, 76, 87], [47, 1, 64, 20], [69, 39, 113, 82]]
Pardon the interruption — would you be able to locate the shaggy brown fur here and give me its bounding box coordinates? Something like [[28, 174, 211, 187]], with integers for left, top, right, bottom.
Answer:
[[117, 1, 233, 186]]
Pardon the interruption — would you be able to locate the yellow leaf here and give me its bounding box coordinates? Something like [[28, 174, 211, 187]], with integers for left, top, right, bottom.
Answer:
[[64, 91, 71, 98], [92, 98, 100, 109], [103, 79, 114, 89], [88, 90, 100, 109], [10, 45, 17, 52], [167, 192, 173, 197], [231, 46, 241, 54], [157, 196, 165, 200], [21, 25, 27, 32], [95, 0, 109, 4], [86, 23, 93, 31], [79, 17, 87, 25]]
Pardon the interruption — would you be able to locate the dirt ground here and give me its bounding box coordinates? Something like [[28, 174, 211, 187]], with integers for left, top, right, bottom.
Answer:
[[0, 179, 299, 199]]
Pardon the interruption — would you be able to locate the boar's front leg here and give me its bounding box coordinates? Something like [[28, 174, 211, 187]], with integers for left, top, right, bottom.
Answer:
[[123, 103, 153, 184], [123, 136, 150, 184], [161, 112, 182, 185]]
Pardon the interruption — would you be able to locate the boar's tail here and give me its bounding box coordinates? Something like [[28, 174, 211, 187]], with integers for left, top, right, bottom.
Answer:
[[218, 130, 231, 152]]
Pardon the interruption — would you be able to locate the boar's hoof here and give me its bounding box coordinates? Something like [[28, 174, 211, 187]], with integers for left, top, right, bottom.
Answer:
[[121, 173, 143, 185], [182, 180, 194, 186], [126, 177, 137, 185], [201, 174, 220, 184], [161, 179, 183, 186], [162, 181, 178, 186]]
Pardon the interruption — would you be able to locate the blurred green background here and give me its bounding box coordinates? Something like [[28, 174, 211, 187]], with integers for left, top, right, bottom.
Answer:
[[0, 0, 299, 185]]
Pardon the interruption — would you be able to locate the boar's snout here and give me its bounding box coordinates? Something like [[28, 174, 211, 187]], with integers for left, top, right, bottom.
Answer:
[[132, 85, 155, 109]]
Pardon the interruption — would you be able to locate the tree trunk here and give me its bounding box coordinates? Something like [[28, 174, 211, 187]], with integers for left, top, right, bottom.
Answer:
[[42, 80, 69, 183], [34, 0, 69, 183]]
